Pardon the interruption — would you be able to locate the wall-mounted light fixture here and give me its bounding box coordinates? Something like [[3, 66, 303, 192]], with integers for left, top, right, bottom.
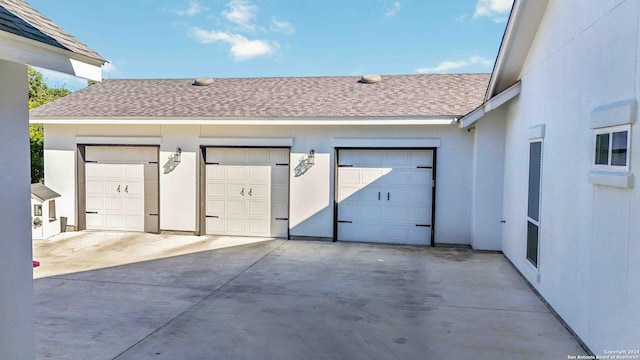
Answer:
[[307, 149, 315, 165], [174, 147, 182, 164]]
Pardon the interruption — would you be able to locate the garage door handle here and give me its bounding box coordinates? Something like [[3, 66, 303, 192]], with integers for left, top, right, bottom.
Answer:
[[86, 211, 98, 214], [125, 185, 128, 193], [117, 185, 121, 193], [240, 188, 244, 196], [248, 188, 252, 197], [387, 192, 390, 201]]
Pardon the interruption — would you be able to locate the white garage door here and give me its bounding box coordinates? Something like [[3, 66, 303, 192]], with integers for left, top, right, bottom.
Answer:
[[85, 147, 158, 232], [337, 149, 434, 245], [205, 148, 289, 238]]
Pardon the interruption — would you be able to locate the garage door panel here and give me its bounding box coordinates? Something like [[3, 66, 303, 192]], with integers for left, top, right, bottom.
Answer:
[[125, 182, 144, 196], [86, 197, 105, 211], [272, 167, 288, 182], [387, 169, 409, 185], [105, 214, 123, 228], [227, 218, 246, 233], [272, 200, 288, 218], [205, 149, 288, 238], [207, 183, 225, 198], [227, 183, 246, 198], [249, 149, 269, 163], [337, 149, 433, 245], [206, 217, 225, 233], [105, 197, 123, 210], [86, 214, 104, 228], [249, 219, 269, 234], [248, 184, 269, 199], [227, 167, 246, 181], [126, 215, 144, 230], [386, 151, 409, 166], [410, 151, 432, 167], [207, 165, 226, 180], [125, 198, 144, 211], [85, 148, 156, 233], [227, 200, 246, 215], [339, 168, 361, 185], [269, 149, 289, 164], [339, 186, 361, 202], [207, 200, 225, 215], [249, 201, 269, 216], [362, 168, 388, 184]]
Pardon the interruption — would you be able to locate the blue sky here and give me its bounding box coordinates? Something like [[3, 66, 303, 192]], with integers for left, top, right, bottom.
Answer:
[[27, 0, 513, 91]]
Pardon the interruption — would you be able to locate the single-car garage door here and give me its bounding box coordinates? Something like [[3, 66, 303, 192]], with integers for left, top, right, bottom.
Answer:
[[84, 146, 159, 232], [205, 148, 289, 238], [337, 149, 434, 245]]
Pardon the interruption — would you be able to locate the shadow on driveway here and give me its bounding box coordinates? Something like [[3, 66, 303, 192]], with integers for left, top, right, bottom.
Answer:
[[34, 234, 586, 359]]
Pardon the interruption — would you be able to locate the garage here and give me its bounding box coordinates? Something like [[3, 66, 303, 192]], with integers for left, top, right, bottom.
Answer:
[[336, 149, 435, 245], [203, 148, 289, 238], [82, 146, 159, 232]]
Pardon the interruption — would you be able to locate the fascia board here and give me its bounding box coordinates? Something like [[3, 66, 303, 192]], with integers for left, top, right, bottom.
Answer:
[[31, 116, 460, 126], [460, 81, 521, 128], [0, 31, 103, 80]]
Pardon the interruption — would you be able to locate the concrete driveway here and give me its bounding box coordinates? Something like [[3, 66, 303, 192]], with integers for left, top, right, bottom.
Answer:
[[33, 232, 586, 359]]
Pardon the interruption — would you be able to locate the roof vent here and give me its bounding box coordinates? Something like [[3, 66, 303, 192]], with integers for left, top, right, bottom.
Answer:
[[359, 74, 382, 84], [193, 77, 214, 86]]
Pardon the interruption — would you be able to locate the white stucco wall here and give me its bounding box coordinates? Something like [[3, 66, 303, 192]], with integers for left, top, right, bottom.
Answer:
[[0, 60, 35, 359], [500, 0, 640, 353], [471, 107, 506, 251], [44, 123, 475, 244]]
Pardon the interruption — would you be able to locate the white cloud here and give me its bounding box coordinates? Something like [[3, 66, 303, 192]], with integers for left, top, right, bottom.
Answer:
[[472, 0, 513, 22], [270, 17, 295, 35], [416, 56, 494, 74], [102, 61, 117, 76], [386, 2, 401, 17], [189, 27, 277, 60], [223, 0, 258, 30], [176, 0, 207, 16]]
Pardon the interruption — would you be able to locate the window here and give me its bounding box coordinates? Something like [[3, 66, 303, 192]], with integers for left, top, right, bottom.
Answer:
[[33, 204, 42, 216], [594, 125, 630, 171], [527, 140, 542, 268], [49, 200, 56, 221]]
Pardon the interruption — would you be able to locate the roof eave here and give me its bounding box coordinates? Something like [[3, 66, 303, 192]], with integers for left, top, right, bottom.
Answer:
[[0, 30, 104, 81], [460, 81, 521, 128], [485, 0, 550, 101], [30, 115, 462, 126]]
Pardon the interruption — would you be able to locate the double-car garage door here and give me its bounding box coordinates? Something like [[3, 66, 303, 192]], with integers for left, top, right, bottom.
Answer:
[[337, 149, 434, 245]]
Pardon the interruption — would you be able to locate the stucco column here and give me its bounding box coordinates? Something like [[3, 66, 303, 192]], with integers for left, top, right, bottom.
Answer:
[[0, 60, 35, 359]]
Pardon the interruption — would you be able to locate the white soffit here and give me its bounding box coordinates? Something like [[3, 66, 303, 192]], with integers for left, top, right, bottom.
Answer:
[[333, 138, 441, 148], [486, 0, 549, 100], [0, 31, 103, 81], [459, 81, 521, 128]]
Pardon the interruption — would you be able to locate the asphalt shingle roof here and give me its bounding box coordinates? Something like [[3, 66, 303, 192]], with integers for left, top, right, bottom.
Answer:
[[0, 0, 104, 62], [30, 74, 490, 119], [31, 183, 60, 202]]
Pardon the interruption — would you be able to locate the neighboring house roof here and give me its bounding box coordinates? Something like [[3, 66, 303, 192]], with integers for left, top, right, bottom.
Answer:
[[31, 183, 60, 202], [30, 74, 490, 121], [0, 0, 105, 63]]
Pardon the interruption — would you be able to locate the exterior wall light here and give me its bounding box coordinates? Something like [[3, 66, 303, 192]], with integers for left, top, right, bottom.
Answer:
[[307, 149, 315, 165], [174, 147, 182, 164]]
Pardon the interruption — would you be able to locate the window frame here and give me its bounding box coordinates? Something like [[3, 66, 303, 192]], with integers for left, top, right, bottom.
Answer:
[[526, 139, 543, 269], [593, 124, 631, 172], [49, 199, 57, 222], [33, 204, 42, 217]]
